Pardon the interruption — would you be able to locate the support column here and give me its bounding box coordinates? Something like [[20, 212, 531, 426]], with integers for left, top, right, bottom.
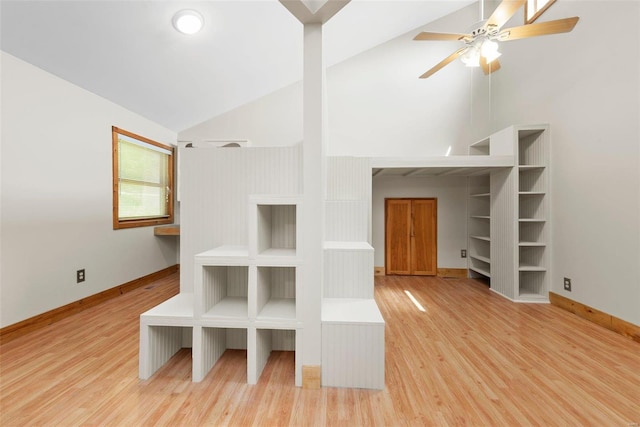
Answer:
[[279, 0, 351, 388], [301, 22, 324, 387]]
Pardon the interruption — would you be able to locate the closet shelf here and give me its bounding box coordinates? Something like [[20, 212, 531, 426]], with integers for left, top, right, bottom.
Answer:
[[471, 215, 490, 220], [469, 266, 490, 278], [519, 165, 546, 170], [470, 193, 490, 198], [470, 254, 490, 264], [518, 218, 546, 223], [470, 235, 491, 242], [519, 191, 545, 196], [518, 265, 546, 272], [519, 241, 546, 247]]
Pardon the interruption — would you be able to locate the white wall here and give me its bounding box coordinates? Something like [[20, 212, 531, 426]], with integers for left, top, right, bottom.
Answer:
[[179, 2, 490, 157], [326, 2, 491, 157], [372, 175, 468, 269], [485, 1, 640, 325], [179, 81, 303, 147], [1, 52, 179, 327]]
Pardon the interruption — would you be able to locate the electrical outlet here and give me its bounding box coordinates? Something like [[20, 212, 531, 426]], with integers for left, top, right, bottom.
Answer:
[[77, 269, 85, 283], [461, 249, 467, 258], [563, 277, 571, 292]]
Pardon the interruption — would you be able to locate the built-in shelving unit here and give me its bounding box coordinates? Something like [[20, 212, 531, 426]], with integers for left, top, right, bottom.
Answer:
[[468, 168, 491, 280], [191, 196, 303, 384], [139, 145, 305, 387], [516, 128, 549, 301], [467, 125, 550, 302]]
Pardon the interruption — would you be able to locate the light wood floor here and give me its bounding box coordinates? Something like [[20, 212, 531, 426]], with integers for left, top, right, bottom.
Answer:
[[1, 273, 638, 426]]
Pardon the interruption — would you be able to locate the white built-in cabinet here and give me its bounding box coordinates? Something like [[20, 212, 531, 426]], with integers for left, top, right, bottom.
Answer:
[[468, 125, 550, 302], [192, 196, 302, 384], [140, 147, 384, 390]]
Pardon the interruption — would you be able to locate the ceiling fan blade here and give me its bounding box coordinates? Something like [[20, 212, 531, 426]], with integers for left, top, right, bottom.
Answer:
[[414, 31, 470, 41], [485, 0, 526, 30], [480, 57, 501, 75], [498, 17, 579, 41], [419, 48, 467, 79]]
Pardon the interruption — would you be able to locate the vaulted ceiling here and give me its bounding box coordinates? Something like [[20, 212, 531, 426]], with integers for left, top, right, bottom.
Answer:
[[1, 0, 473, 132]]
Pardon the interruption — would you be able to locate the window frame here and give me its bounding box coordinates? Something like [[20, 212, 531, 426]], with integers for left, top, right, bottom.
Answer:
[[524, 0, 557, 24], [112, 126, 175, 230]]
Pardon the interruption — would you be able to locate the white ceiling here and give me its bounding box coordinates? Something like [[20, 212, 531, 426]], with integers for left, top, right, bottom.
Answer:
[[1, 0, 474, 132]]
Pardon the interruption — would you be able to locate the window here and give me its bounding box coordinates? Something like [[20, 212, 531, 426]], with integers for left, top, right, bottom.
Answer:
[[112, 127, 174, 229], [525, 0, 556, 24]]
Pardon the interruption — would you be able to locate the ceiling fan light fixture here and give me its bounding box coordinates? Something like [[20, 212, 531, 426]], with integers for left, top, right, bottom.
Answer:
[[461, 47, 480, 67], [481, 39, 501, 63], [172, 9, 204, 35]]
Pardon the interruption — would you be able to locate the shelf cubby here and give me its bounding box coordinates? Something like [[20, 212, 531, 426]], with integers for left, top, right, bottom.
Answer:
[[519, 193, 545, 220], [249, 196, 301, 263], [469, 216, 490, 239], [469, 194, 490, 217], [519, 246, 545, 267], [518, 129, 546, 166], [469, 256, 491, 278], [519, 167, 545, 192], [199, 265, 249, 321], [519, 221, 546, 243], [252, 328, 297, 384], [469, 237, 490, 260], [256, 266, 297, 325], [518, 271, 548, 300], [257, 204, 296, 256], [193, 326, 247, 382]]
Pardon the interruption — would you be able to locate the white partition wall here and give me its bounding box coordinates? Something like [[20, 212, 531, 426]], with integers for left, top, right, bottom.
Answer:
[[140, 146, 305, 385], [180, 145, 302, 293], [322, 156, 385, 390]]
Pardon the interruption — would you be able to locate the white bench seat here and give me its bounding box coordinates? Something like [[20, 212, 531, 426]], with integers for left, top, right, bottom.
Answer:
[[139, 293, 195, 380]]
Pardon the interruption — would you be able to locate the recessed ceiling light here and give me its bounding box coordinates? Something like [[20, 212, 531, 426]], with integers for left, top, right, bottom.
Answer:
[[172, 10, 204, 35]]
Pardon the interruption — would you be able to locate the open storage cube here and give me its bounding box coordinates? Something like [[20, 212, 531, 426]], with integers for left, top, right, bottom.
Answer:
[[518, 271, 547, 299], [519, 246, 546, 270], [250, 328, 298, 385], [519, 193, 545, 220], [519, 167, 545, 192], [518, 129, 546, 166], [257, 204, 296, 256], [192, 326, 247, 382], [199, 265, 249, 320], [256, 266, 296, 323]]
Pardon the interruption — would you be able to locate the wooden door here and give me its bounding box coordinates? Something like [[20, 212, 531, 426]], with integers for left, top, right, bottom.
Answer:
[[385, 198, 437, 276], [385, 199, 412, 275]]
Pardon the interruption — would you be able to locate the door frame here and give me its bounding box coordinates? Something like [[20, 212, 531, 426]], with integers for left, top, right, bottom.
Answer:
[[384, 197, 438, 276]]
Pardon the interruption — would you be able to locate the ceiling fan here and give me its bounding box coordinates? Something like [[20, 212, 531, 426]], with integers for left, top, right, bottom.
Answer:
[[414, 0, 579, 79]]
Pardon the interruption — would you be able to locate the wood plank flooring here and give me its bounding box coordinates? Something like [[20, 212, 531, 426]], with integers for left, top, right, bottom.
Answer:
[[1, 273, 638, 426]]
